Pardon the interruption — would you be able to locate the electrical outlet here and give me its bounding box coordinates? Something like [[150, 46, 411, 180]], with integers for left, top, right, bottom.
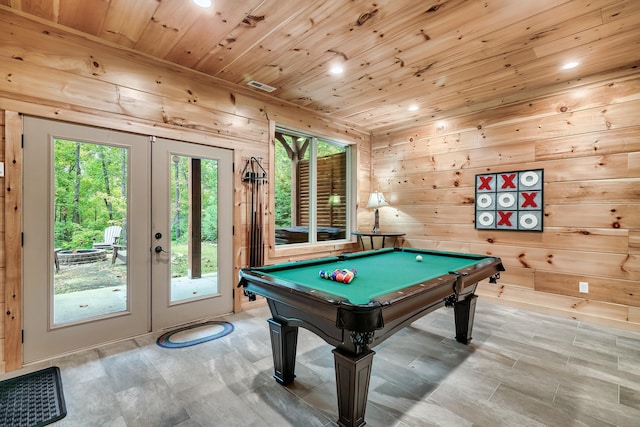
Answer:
[[579, 281, 589, 293]]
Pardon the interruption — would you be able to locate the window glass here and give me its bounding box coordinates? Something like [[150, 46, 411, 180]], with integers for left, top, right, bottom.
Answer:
[[169, 155, 220, 303], [316, 140, 347, 242], [274, 129, 350, 245], [53, 139, 129, 324]]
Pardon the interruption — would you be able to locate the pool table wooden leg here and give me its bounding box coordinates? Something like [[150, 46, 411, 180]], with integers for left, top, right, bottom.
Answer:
[[268, 318, 298, 384], [453, 293, 478, 344], [333, 349, 375, 427]]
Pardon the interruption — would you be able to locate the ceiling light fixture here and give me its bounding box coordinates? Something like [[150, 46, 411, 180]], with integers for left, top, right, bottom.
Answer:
[[562, 61, 579, 70], [408, 105, 419, 111], [193, 0, 212, 8], [330, 64, 344, 75]]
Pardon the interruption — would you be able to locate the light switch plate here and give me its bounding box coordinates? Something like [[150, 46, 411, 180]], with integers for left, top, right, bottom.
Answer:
[[0, 162, 4, 177], [579, 281, 589, 293]]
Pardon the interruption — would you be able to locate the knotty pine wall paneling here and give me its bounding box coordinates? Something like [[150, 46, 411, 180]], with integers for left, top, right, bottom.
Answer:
[[0, 9, 366, 371], [372, 69, 640, 331], [3, 111, 21, 372]]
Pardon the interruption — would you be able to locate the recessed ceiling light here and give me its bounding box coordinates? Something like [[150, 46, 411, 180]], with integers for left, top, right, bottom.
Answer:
[[330, 64, 344, 75], [562, 61, 579, 70], [408, 105, 419, 111], [193, 0, 212, 8]]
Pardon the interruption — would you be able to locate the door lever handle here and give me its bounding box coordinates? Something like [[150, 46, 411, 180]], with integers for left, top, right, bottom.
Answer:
[[154, 245, 169, 254]]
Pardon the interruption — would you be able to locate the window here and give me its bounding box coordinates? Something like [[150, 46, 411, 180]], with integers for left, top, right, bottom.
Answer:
[[274, 127, 352, 245]]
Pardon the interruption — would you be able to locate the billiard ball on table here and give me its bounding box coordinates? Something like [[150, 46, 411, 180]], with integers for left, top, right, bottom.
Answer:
[[416, 255, 423, 262]]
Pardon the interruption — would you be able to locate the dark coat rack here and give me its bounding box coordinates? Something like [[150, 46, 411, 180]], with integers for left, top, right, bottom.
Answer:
[[241, 157, 267, 267]]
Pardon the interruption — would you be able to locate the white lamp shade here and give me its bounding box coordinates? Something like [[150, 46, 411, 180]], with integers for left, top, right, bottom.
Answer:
[[366, 192, 388, 209], [328, 194, 341, 205]]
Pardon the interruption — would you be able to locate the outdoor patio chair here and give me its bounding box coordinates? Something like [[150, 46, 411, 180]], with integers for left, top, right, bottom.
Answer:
[[54, 248, 62, 273], [111, 244, 127, 264], [93, 225, 122, 249], [111, 225, 127, 264]]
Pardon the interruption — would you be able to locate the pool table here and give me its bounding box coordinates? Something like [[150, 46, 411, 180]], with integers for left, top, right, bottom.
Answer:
[[238, 248, 504, 427]]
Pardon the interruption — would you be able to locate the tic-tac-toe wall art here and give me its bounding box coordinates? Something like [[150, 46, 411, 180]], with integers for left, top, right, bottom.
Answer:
[[475, 169, 544, 231]]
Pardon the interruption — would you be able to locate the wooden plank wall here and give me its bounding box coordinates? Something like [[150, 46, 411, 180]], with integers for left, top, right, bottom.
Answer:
[[3, 111, 21, 371], [0, 9, 367, 371], [372, 68, 640, 331]]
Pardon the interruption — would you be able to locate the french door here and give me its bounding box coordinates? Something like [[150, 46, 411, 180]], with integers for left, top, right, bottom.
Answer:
[[150, 137, 233, 330], [22, 117, 233, 363]]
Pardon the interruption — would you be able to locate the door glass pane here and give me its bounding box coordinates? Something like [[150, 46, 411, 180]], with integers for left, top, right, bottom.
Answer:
[[316, 140, 347, 242], [53, 140, 128, 325], [169, 155, 219, 303]]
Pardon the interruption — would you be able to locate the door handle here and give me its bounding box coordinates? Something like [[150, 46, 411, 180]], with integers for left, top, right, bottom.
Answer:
[[154, 246, 169, 254]]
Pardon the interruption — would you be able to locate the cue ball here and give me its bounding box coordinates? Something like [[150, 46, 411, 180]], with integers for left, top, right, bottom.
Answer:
[[416, 255, 423, 262]]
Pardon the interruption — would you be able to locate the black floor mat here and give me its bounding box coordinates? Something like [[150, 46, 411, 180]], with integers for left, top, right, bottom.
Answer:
[[0, 366, 66, 427]]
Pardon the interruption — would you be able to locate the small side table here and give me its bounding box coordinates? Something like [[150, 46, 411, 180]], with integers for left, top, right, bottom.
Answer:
[[352, 231, 405, 251]]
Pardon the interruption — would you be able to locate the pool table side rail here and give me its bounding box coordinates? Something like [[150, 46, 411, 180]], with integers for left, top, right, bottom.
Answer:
[[243, 247, 498, 274], [239, 269, 361, 305], [383, 247, 494, 260], [342, 247, 500, 264], [375, 283, 472, 347]]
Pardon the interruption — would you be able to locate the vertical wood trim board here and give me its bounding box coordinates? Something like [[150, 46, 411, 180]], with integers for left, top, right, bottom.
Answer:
[[4, 111, 22, 371]]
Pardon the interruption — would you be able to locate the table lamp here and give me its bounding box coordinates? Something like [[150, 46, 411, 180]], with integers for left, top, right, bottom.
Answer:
[[328, 194, 341, 206], [366, 191, 388, 233]]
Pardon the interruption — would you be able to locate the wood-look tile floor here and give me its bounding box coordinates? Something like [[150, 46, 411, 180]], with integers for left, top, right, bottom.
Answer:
[[5, 301, 640, 426]]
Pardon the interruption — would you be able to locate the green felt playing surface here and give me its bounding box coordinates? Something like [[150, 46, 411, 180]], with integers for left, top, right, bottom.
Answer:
[[262, 250, 488, 304]]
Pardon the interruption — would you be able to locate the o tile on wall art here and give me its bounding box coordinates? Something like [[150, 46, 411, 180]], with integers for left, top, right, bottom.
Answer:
[[475, 169, 544, 231]]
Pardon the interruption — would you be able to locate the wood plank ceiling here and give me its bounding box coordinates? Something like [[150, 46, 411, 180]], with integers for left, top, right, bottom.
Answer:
[[2, 0, 639, 133]]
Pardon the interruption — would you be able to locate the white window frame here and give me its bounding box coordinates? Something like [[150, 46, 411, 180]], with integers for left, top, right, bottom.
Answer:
[[272, 125, 355, 248]]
